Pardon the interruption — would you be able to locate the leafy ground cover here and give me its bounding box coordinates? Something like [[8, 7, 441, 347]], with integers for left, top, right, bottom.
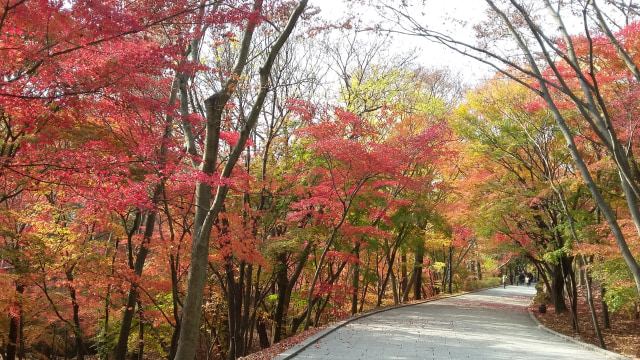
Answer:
[[238, 325, 329, 360], [532, 287, 640, 360]]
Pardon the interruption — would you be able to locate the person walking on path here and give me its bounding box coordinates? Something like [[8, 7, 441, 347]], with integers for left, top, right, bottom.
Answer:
[[502, 274, 507, 288]]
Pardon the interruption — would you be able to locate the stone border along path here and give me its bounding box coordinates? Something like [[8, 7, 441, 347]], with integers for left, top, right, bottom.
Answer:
[[275, 286, 631, 360]]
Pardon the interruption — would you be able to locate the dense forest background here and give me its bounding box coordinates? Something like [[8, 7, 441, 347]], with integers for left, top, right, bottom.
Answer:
[[1, 1, 639, 359]]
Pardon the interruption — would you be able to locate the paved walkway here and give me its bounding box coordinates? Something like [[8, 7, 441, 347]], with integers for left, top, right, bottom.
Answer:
[[276, 285, 629, 359]]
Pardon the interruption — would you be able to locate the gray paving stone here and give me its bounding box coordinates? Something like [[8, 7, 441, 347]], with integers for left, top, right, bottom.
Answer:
[[276, 286, 631, 360]]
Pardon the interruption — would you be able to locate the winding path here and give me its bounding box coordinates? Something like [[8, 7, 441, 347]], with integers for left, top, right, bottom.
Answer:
[[275, 285, 629, 360]]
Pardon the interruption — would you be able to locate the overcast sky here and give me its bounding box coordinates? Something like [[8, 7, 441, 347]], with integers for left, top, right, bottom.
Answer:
[[314, 0, 495, 85]]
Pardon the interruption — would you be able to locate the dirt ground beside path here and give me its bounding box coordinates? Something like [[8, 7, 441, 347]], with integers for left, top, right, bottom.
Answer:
[[532, 288, 640, 360]]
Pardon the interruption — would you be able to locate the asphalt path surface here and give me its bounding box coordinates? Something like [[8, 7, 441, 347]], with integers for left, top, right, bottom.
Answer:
[[276, 285, 629, 360]]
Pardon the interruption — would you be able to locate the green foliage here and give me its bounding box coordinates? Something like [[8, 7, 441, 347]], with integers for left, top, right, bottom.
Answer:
[[432, 261, 446, 273], [481, 258, 498, 273], [463, 277, 501, 291], [593, 258, 639, 314], [542, 246, 571, 265], [603, 285, 637, 314]]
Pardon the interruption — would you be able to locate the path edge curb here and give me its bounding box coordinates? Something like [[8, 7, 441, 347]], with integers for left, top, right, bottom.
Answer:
[[273, 286, 498, 359], [527, 309, 632, 360]]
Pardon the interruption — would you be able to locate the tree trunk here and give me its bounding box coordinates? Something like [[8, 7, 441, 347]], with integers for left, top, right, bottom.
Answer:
[[601, 285, 610, 329], [565, 262, 579, 331], [351, 260, 360, 315], [273, 243, 312, 344], [351, 244, 361, 315], [550, 264, 568, 313], [400, 252, 408, 301], [359, 275, 369, 312], [241, 263, 253, 354], [7, 312, 19, 360], [414, 250, 424, 300], [273, 254, 289, 344], [585, 269, 606, 349], [168, 255, 181, 360], [65, 267, 85, 360], [6, 284, 24, 360], [390, 269, 399, 304], [174, 3, 308, 358], [226, 261, 245, 360], [137, 306, 144, 360], [303, 220, 346, 330], [486, 0, 640, 299], [114, 201, 159, 360], [448, 246, 453, 294], [257, 318, 269, 349]]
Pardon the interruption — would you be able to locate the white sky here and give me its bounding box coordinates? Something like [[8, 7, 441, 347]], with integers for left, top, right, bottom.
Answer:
[[314, 0, 495, 85]]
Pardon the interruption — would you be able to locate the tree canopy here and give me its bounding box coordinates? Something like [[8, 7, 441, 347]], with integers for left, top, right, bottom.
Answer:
[[1, 1, 639, 359]]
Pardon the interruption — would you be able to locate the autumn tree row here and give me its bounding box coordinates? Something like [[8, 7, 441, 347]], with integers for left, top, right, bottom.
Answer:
[[0, 1, 481, 360], [395, 0, 640, 350], [5, 0, 639, 359]]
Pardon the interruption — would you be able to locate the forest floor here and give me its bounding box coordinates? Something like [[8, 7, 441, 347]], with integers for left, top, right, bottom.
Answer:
[[532, 286, 640, 360], [238, 323, 330, 360], [242, 286, 640, 360]]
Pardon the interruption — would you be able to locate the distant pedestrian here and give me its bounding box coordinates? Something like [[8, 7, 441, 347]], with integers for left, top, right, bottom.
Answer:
[[502, 274, 507, 288], [518, 273, 525, 285], [525, 275, 530, 287]]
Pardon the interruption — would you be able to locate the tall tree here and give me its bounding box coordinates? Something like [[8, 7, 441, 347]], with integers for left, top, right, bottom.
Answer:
[[174, 2, 309, 359], [378, 0, 640, 298]]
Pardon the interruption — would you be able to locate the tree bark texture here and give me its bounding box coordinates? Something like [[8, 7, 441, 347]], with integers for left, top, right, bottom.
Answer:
[[174, 3, 308, 358]]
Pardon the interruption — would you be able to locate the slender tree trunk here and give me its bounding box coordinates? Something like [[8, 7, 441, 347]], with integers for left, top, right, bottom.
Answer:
[[401, 269, 416, 302], [303, 218, 346, 330], [115, 74, 178, 359], [448, 246, 453, 294], [377, 249, 397, 307], [137, 306, 145, 360], [401, 252, 408, 301], [350, 243, 362, 314], [390, 269, 399, 304], [6, 284, 24, 360], [414, 250, 424, 300], [351, 258, 360, 315], [241, 263, 253, 353], [273, 253, 289, 343], [175, 4, 308, 357], [601, 285, 610, 329], [65, 266, 85, 360], [257, 317, 269, 349], [246, 265, 262, 353], [114, 197, 160, 360], [585, 268, 606, 349], [273, 242, 311, 343], [227, 261, 245, 360], [359, 276, 369, 312], [168, 255, 181, 360], [565, 263, 579, 331], [550, 265, 568, 313]]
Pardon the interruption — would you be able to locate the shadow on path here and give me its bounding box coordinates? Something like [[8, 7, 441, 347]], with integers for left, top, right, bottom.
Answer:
[[276, 286, 629, 360]]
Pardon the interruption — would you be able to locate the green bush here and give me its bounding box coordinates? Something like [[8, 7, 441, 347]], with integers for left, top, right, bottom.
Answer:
[[463, 277, 501, 291]]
